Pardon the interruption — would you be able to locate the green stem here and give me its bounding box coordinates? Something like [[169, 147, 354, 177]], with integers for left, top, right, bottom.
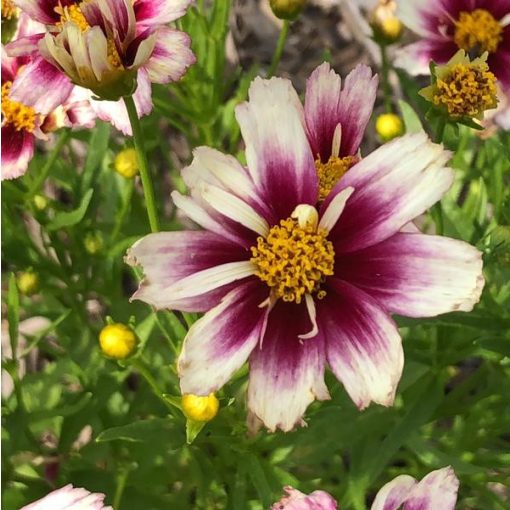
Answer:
[[123, 95, 160, 233], [111, 180, 134, 243], [27, 129, 70, 198], [380, 44, 392, 113], [434, 117, 446, 143], [113, 468, 129, 509], [268, 20, 290, 78]]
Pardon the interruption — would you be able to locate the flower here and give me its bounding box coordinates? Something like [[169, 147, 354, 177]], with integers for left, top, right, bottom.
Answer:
[[20, 484, 112, 510], [419, 50, 498, 120], [375, 113, 404, 141], [395, 0, 510, 93], [127, 67, 484, 432], [272, 466, 459, 510], [6, 0, 195, 134], [99, 323, 137, 359], [182, 393, 220, 422], [114, 147, 139, 178]]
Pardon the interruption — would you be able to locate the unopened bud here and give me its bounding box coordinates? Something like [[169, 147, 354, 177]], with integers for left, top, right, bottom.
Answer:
[[33, 194, 49, 211], [17, 270, 39, 296], [99, 323, 137, 359], [369, 0, 403, 44], [269, 0, 306, 20], [181, 393, 219, 422], [84, 231, 104, 255], [376, 113, 404, 141], [114, 148, 139, 178]]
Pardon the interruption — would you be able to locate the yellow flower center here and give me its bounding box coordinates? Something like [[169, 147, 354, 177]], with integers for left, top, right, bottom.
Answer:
[[1, 0, 17, 19], [315, 155, 358, 202], [1, 81, 37, 132], [454, 9, 503, 54], [433, 62, 497, 118], [55, 3, 90, 31], [250, 216, 335, 304]]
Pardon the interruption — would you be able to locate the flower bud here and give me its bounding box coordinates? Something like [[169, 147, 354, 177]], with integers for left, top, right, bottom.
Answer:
[[369, 0, 403, 44], [33, 194, 49, 211], [181, 393, 219, 422], [269, 0, 306, 20], [84, 231, 104, 255], [114, 148, 139, 178], [99, 323, 137, 359], [17, 270, 39, 296], [376, 113, 404, 141]]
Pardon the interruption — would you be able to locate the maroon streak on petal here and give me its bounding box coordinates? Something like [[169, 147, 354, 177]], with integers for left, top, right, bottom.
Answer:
[[126, 230, 250, 312], [13, 0, 64, 25], [319, 279, 403, 409], [1, 124, 34, 180], [336, 233, 484, 318], [370, 475, 416, 510], [178, 280, 268, 395], [248, 299, 330, 432], [134, 0, 192, 26]]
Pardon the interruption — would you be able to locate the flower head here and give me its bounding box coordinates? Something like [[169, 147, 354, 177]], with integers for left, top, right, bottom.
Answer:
[[127, 64, 483, 432], [20, 484, 112, 510], [396, 0, 510, 93], [99, 322, 137, 359]]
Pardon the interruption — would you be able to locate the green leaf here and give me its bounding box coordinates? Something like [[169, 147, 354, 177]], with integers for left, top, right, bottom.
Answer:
[[46, 189, 94, 231], [7, 273, 19, 358], [186, 418, 206, 444], [245, 454, 273, 509], [398, 100, 424, 133], [96, 417, 182, 443], [80, 122, 111, 193]]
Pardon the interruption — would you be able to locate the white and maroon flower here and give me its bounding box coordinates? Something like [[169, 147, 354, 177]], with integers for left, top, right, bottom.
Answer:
[[395, 0, 510, 92], [20, 484, 112, 510], [127, 69, 484, 432], [271, 466, 459, 510], [7, 0, 195, 133]]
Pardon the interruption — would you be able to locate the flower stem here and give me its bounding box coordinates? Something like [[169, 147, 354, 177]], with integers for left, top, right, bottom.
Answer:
[[431, 117, 446, 235], [124, 95, 160, 233], [268, 19, 290, 78], [380, 43, 392, 113]]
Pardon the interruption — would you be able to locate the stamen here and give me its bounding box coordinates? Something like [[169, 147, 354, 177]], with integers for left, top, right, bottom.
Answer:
[[1, 81, 37, 132], [315, 155, 358, 202], [1, 0, 17, 20], [250, 209, 335, 304], [454, 9, 503, 54], [55, 3, 89, 32]]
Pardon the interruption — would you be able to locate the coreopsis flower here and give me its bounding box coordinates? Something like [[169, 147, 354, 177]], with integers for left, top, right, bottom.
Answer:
[[20, 484, 112, 510], [419, 50, 498, 120], [1, 44, 95, 179], [272, 466, 459, 510], [7, 0, 195, 133], [127, 71, 484, 432], [395, 0, 510, 92]]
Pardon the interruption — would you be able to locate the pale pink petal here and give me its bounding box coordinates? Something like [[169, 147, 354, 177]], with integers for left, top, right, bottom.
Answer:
[[272, 486, 338, 510], [394, 40, 458, 76], [337, 233, 484, 317], [371, 475, 417, 510], [1, 46, 20, 81], [319, 280, 403, 409], [20, 484, 112, 510], [178, 280, 268, 395], [325, 133, 453, 253], [5, 33, 45, 58], [126, 230, 250, 312], [134, 0, 192, 26], [144, 27, 195, 84], [1, 124, 34, 180], [248, 300, 330, 432], [235, 76, 317, 223], [64, 87, 97, 129], [9, 56, 74, 114]]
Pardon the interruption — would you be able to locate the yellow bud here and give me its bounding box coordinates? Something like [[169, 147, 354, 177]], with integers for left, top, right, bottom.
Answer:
[[17, 271, 39, 296], [84, 231, 104, 255], [181, 393, 219, 422], [376, 113, 404, 141], [99, 323, 137, 359], [269, 0, 306, 20], [369, 0, 403, 44], [33, 194, 48, 211], [114, 148, 139, 178]]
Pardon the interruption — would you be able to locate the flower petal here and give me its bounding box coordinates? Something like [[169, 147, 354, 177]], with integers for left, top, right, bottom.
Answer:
[[9, 56, 74, 114], [272, 487, 338, 510], [178, 280, 268, 395], [337, 232, 484, 317], [13, 0, 60, 25], [394, 40, 459, 75], [126, 230, 250, 311], [318, 186, 354, 233], [235, 76, 317, 222], [248, 300, 330, 432], [134, 0, 192, 26], [305, 62, 378, 160], [326, 132, 453, 253], [370, 475, 417, 510], [1, 124, 34, 180], [319, 280, 403, 409], [144, 27, 195, 84]]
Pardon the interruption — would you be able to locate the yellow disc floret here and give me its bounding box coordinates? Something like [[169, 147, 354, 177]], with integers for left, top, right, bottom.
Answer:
[[99, 323, 137, 359], [55, 3, 89, 32], [315, 155, 358, 202], [1, 0, 17, 19], [454, 9, 503, 54], [250, 213, 335, 304], [2, 82, 37, 132], [182, 393, 219, 422], [433, 62, 497, 118]]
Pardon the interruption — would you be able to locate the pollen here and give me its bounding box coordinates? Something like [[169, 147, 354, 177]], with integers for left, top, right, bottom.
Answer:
[[432, 62, 497, 118], [454, 9, 503, 54], [1, 81, 37, 132], [107, 39, 123, 68], [250, 217, 335, 304], [55, 3, 89, 32], [315, 155, 358, 202], [2, 0, 18, 19]]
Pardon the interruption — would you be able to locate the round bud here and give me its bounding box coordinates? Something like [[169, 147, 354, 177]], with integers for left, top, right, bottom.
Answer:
[[375, 113, 404, 141], [84, 231, 104, 255], [369, 0, 403, 44], [114, 148, 139, 178], [181, 393, 219, 422], [33, 194, 49, 211], [99, 323, 137, 359], [269, 0, 306, 20], [17, 270, 39, 296]]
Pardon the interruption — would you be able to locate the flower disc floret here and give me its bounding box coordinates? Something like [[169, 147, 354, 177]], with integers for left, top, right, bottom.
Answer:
[[1, 82, 37, 132], [315, 155, 358, 202], [55, 3, 89, 31], [250, 217, 335, 304], [454, 9, 503, 54], [1, 0, 17, 19]]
